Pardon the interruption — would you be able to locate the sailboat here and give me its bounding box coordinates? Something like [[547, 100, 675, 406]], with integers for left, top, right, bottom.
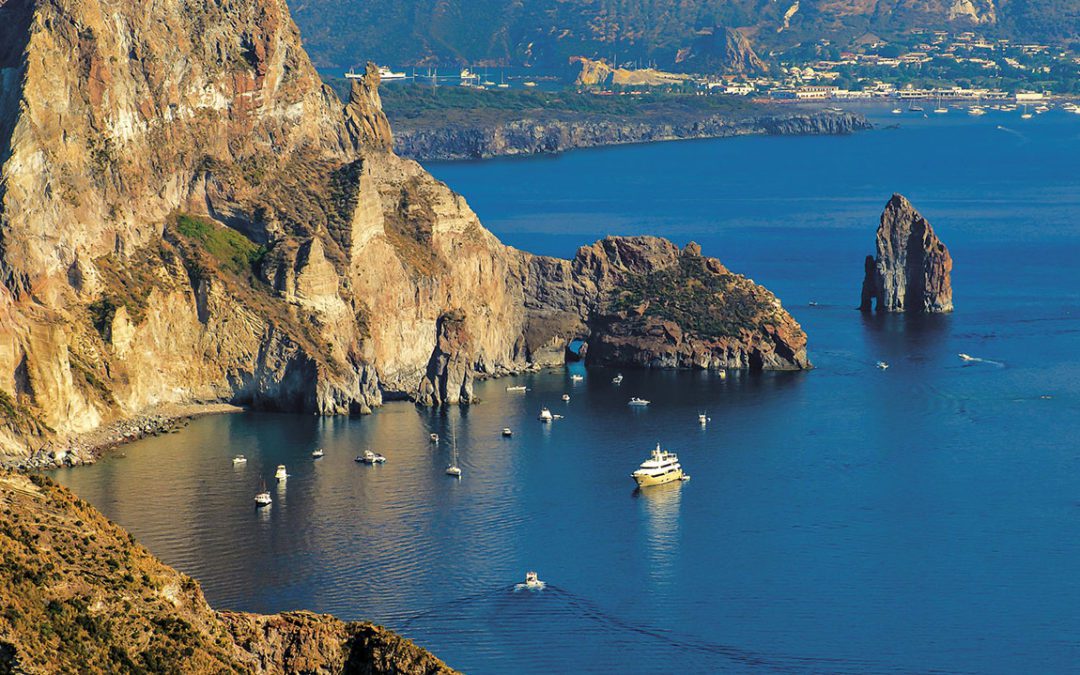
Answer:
[[446, 422, 462, 477]]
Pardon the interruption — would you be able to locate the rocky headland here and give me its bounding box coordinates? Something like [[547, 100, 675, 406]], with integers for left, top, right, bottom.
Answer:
[[0, 470, 455, 673], [859, 194, 954, 313], [0, 0, 809, 468], [392, 110, 871, 161]]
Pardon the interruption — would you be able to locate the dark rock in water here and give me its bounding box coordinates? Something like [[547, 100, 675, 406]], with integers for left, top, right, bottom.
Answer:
[[859, 194, 953, 313]]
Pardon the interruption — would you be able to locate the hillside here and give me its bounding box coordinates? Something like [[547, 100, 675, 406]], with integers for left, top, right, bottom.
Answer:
[[284, 0, 1077, 70], [0, 471, 455, 673]]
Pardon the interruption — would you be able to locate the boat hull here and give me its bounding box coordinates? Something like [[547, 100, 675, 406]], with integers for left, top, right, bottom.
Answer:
[[632, 468, 685, 487]]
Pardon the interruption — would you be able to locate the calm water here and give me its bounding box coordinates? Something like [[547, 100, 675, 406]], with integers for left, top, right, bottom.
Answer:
[[54, 107, 1080, 673]]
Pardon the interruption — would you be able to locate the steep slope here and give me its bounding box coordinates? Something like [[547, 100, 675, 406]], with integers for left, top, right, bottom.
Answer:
[[0, 0, 810, 465], [282, 0, 1064, 70], [0, 471, 455, 673]]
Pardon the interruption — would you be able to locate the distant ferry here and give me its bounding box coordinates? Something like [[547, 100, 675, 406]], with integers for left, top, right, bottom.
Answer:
[[346, 66, 407, 81], [631, 444, 686, 488]]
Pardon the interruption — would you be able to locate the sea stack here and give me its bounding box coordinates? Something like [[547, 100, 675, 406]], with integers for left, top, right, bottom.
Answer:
[[859, 194, 953, 313]]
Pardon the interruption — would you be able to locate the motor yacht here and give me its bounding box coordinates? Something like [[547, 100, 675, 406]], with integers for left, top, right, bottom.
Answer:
[[631, 444, 687, 487]]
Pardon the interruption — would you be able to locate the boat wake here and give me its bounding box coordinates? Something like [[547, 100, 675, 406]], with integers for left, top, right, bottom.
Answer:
[[958, 353, 1005, 367]]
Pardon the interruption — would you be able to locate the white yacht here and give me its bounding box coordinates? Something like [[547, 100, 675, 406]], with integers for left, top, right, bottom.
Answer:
[[612, 374, 624, 384], [698, 413, 708, 426], [571, 374, 584, 382], [254, 481, 272, 507], [628, 397, 650, 406], [891, 108, 902, 114], [968, 107, 986, 116], [631, 444, 686, 487], [232, 455, 247, 465], [538, 407, 553, 422], [311, 448, 324, 459], [274, 464, 288, 481], [876, 361, 889, 370], [958, 353, 975, 361], [506, 385, 527, 392], [356, 450, 386, 465], [502, 427, 513, 437], [562, 393, 571, 402]]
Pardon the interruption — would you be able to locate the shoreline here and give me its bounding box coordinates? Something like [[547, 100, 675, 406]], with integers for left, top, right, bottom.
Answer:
[[7, 402, 246, 472]]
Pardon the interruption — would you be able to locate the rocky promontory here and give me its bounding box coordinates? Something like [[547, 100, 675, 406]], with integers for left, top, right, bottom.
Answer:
[[392, 111, 872, 161], [0, 471, 455, 673], [859, 194, 954, 313], [0, 0, 810, 466]]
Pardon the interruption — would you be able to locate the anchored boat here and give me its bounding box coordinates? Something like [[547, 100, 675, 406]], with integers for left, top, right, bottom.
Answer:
[[631, 443, 687, 488]]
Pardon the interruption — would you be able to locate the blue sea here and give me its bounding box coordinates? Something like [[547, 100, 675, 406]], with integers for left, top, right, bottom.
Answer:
[[54, 106, 1080, 673]]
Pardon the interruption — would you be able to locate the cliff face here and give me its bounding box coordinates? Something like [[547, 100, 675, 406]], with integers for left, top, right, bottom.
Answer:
[[0, 0, 811, 464], [673, 27, 769, 75], [0, 471, 456, 674], [859, 194, 953, 313], [393, 112, 872, 161]]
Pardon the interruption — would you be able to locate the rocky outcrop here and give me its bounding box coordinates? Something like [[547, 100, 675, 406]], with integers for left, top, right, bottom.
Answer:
[[0, 0, 811, 464], [0, 471, 456, 674], [570, 56, 692, 87], [674, 27, 769, 75], [392, 112, 872, 161], [859, 194, 953, 313]]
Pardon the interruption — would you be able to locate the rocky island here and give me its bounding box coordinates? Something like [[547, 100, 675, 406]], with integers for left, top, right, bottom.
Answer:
[[0, 0, 808, 471], [859, 194, 954, 313]]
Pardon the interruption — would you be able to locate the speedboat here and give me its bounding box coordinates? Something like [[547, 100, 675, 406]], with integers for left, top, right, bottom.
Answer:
[[631, 443, 687, 487], [274, 464, 288, 481], [232, 455, 247, 465], [538, 407, 553, 422], [356, 450, 386, 465], [570, 374, 584, 382], [958, 353, 975, 361], [430, 433, 440, 443], [506, 385, 527, 392], [628, 397, 650, 406], [876, 361, 889, 370], [612, 374, 624, 384], [311, 448, 324, 459], [523, 570, 544, 589], [891, 108, 902, 114], [562, 393, 571, 402], [502, 427, 513, 437]]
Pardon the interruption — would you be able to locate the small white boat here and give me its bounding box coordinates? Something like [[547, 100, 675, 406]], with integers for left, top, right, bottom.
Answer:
[[232, 455, 247, 465], [968, 107, 986, 116], [523, 570, 544, 589], [356, 450, 386, 465], [254, 481, 272, 507], [274, 464, 288, 481], [445, 465, 462, 477], [612, 374, 624, 384], [570, 374, 584, 382], [506, 385, 527, 392], [876, 361, 889, 370], [698, 413, 708, 426], [958, 353, 975, 361], [311, 448, 324, 459], [446, 422, 462, 477], [891, 108, 902, 114], [561, 393, 571, 402], [538, 407, 553, 422], [502, 427, 513, 437], [523, 81, 537, 87], [1021, 112, 1033, 119], [628, 397, 650, 406], [430, 433, 440, 443], [934, 107, 948, 114]]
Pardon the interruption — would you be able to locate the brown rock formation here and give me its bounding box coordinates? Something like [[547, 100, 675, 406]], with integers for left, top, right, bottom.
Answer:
[[0, 471, 456, 673], [674, 27, 769, 75], [0, 0, 810, 464], [859, 194, 953, 313]]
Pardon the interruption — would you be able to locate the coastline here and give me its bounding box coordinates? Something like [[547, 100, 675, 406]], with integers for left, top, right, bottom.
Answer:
[[392, 110, 872, 161], [6, 402, 245, 472]]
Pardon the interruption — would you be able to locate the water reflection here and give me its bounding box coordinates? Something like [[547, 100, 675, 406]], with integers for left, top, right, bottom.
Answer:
[[634, 482, 683, 588]]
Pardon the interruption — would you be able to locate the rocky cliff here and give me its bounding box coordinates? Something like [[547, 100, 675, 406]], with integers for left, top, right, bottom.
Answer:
[[859, 194, 953, 313], [0, 471, 456, 674], [393, 111, 871, 161], [0, 0, 810, 465]]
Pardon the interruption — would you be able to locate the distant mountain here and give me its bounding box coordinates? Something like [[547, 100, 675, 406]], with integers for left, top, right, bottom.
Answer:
[[285, 0, 1078, 70]]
